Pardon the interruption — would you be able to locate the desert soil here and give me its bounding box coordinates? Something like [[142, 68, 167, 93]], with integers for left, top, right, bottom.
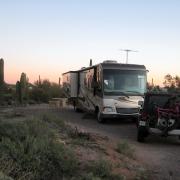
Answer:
[[1, 104, 180, 180]]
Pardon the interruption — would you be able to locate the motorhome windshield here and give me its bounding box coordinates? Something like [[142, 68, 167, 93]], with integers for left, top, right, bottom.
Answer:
[[103, 69, 146, 95]]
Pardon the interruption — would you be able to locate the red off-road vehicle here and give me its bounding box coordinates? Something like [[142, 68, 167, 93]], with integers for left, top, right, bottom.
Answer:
[[137, 92, 180, 142]]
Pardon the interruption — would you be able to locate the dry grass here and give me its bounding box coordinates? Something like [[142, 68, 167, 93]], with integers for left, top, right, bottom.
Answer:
[[0, 108, 152, 180]]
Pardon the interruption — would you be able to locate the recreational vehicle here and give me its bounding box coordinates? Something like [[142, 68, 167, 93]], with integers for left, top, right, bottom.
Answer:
[[62, 60, 147, 123]]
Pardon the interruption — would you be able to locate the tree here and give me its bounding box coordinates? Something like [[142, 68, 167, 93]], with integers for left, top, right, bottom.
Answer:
[[163, 74, 180, 93], [29, 79, 64, 103], [163, 74, 174, 88], [174, 75, 180, 88]]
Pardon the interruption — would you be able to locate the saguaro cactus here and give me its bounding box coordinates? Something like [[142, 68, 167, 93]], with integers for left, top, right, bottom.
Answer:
[[16, 81, 22, 103], [0, 58, 5, 102], [16, 73, 28, 104], [0, 58, 4, 85]]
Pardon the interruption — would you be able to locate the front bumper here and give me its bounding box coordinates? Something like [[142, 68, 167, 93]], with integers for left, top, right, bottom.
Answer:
[[101, 112, 139, 119], [149, 128, 180, 136], [139, 121, 180, 136]]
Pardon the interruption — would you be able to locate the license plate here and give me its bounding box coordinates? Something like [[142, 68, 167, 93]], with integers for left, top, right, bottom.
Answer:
[[139, 121, 146, 126]]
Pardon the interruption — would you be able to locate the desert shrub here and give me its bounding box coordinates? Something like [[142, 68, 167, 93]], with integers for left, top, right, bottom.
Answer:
[[41, 113, 66, 130], [67, 126, 93, 145], [135, 167, 149, 180], [116, 141, 135, 159], [0, 172, 13, 180], [80, 172, 101, 180], [29, 87, 49, 103], [29, 80, 65, 103], [84, 159, 124, 180], [89, 159, 112, 178], [0, 118, 78, 180]]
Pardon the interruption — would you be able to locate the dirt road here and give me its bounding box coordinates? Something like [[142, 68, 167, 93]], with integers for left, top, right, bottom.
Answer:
[[53, 106, 180, 180]]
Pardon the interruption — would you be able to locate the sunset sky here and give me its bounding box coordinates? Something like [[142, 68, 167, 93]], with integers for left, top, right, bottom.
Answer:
[[0, 0, 180, 85]]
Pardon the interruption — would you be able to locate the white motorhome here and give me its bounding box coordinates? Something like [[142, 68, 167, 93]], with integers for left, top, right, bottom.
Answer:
[[62, 60, 147, 123]]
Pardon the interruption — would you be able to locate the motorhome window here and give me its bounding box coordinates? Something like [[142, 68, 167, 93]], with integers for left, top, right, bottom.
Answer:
[[83, 71, 88, 87], [103, 69, 146, 95], [96, 68, 102, 89], [84, 69, 94, 90]]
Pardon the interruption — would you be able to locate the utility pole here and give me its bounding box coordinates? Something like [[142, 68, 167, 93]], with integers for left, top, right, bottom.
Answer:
[[119, 49, 138, 64]]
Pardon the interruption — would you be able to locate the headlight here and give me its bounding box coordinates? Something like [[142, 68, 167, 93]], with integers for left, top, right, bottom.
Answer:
[[103, 107, 115, 113], [138, 101, 143, 106]]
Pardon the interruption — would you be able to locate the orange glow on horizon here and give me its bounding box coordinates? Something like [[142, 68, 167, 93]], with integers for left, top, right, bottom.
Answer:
[[5, 68, 166, 86], [5, 67, 64, 85], [3, 59, 178, 86]]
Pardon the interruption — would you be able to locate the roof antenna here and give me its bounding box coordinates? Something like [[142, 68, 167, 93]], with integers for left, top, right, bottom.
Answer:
[[119, 49, 138, 64], [89, 59, 92, 66]]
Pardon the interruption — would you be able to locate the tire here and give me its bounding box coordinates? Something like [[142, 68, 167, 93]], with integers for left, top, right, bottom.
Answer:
[[75, 107, 81, 112], [137, 127, 146, 142], [97, 110, 105, 123], [75, 105, 84, 113], [73, 101, 82, 113]]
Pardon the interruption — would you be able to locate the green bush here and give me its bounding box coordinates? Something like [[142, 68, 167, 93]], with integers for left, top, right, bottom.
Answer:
[[0, 118, 78, 180], [116, 141, 135, 159], [67, 127, 93, 146], [80, 172, 101, 180], [89, 159, 112, 178], [29, 80, 65, 103], [135, 167, 149, 180], [41, 113, 66, 130], [0, 172, 13, 180], [84, 159, 124, 180]]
